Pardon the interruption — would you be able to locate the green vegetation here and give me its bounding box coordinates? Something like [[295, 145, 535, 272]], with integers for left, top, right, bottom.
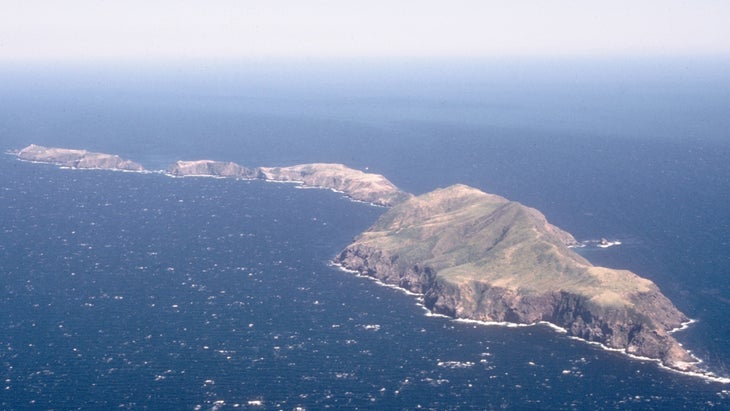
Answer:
[[357, 184, 624, 295], [337, 184, 697, 371]]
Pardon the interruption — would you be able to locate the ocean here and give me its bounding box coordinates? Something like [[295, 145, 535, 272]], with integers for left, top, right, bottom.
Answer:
[[1, 59, 729, 409]]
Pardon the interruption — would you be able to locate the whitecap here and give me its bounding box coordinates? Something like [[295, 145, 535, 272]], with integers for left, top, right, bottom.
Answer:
[[437, 360, 475, 369]]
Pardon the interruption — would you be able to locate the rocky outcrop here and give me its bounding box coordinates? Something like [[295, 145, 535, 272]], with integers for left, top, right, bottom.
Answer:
[[334, 184, 698, 372], [167, 160, 257, 179], [16, 144, 144, 171], [258, 163, 412, 207]]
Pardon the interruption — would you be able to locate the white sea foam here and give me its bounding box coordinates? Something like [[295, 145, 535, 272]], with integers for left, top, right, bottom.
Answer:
[[437, 360, 475, 369], [538, 321, 569, 334], [328, 261, 360, 275], [422, 308, 450, 319], [576, 238, 623, 249], [329, 261, 421, 296], [368, 279, 421, 296], [164, 173, 241, 180], [295, 184, 386, 207], [563, 334, 730, 384], [454, 317, 533, 328], [261, 178, 304, 185], [597, 240, 622, 248], [669, 318, 697, 334], [453, 318, 568, 333], [17, 157, 153, 174], [176, 174, 387, 206]]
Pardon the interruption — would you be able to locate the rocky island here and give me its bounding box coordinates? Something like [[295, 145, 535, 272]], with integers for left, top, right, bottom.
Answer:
[[16, 144, 144, 171], [257, 163, 412, 207], [167, 160, 258, 179], [334, 184, 698, 372], [15, 145, 410, 207], [13, 144, 703, 374]]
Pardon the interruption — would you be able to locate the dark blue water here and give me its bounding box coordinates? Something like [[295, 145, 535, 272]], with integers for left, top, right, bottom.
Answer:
[[1, 60, 729, 409]]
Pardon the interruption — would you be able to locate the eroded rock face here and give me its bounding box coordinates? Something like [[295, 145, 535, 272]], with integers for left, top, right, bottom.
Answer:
[[17, 144, 144, 171], [334, 184, 697, 372]]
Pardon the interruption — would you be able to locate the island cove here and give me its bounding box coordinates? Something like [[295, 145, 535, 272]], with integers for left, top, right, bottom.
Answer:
[[12, 144, 724, 381]]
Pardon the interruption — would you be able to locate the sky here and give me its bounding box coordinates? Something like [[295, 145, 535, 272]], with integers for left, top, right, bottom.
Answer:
[[1, 0, 729, 63]]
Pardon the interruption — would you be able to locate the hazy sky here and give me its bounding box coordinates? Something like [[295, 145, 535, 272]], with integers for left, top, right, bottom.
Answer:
[[1, 0, 729, 62]]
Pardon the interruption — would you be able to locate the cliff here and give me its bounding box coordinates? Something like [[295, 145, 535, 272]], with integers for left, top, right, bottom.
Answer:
[[258, 163, 412, 207], [334, 184, 698, 372], [17, 144, 144, 171]]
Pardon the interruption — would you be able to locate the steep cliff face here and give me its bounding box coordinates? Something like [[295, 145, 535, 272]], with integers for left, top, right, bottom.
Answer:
[[167, 160, 257, 178], [334, 184, 697, 372], [17, 144, 144, 171]]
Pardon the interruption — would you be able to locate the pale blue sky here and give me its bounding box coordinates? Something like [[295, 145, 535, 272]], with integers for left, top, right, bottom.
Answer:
[[1, 0, 729, 62]]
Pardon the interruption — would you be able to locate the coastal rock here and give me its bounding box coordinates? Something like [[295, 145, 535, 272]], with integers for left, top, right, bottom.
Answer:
[[167, 160, 257, 178], [334, 184, 697, 371], [16, 144, 144, 171], [258, 163, 412, 207]]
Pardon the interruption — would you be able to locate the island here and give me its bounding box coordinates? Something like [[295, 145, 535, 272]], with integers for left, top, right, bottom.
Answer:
[[257, 163, 412, 207], [15, 145, 409, 207], [12, 144, 703, 374], [334, 184, 698, 372], [167, 160, 258, 179], [168, 159, 412, 207], [16, 144, 144, 171]]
